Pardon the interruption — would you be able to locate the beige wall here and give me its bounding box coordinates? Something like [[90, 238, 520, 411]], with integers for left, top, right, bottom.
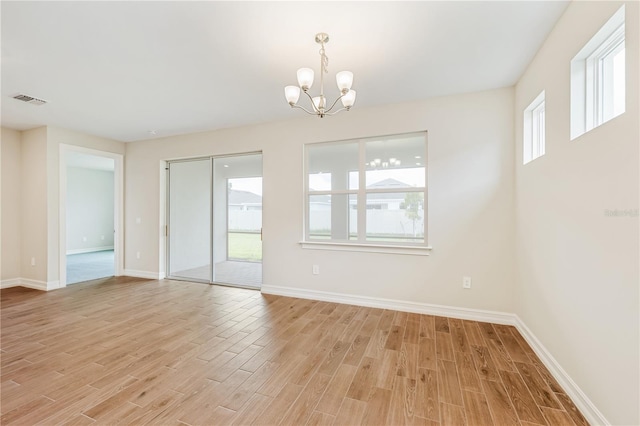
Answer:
[[1, 126, 125, 285], [514, 1, 639, 424], [48, 126, 127, 155], [1, 128, 22, 281], [125, 87, 516, 312], [20, 127, 49, 282]]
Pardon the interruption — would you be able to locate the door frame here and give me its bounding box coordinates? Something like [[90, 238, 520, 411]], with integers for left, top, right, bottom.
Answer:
[[165, 151, 262, 288], [59, 144, 124, 287], [165, 157, 213, 284]]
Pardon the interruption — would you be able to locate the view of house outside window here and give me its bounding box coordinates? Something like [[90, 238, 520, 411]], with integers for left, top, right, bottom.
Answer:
[[305, 132, 427, 247]]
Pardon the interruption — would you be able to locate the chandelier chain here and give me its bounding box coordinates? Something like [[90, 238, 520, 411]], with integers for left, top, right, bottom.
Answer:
[[319, 42, 328, 98], [319, 45, 329, 74]]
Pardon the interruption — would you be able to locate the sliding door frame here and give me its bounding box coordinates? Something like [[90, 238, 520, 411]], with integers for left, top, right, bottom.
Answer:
[[165, 151, 262, 287], [165, 157, 213, 284]]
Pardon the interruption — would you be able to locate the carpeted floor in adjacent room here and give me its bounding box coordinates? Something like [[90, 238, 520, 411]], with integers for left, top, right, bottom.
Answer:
[[66, 249, 114, 284]]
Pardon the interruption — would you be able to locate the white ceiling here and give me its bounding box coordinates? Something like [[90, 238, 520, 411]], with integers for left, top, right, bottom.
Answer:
[[1, 1, 569, 142]]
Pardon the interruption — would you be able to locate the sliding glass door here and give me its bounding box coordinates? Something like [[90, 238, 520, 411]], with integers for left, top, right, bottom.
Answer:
[[167, 153, 262, 289], [167, 159, 212, 282], [212, 154, 262, 288]]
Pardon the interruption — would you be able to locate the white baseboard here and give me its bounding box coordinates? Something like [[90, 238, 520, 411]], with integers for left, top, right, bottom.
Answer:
[[260, 285, 515, 325], [123, 269, 165, 280], [18, 279, 48, 291], [66, 246, 114, 255], [3, 272, 164, 289], [1, 278, 63, 291], [1, 278, 23, 289], [514, 316, 608, 426], [260, 284, 607, 425]]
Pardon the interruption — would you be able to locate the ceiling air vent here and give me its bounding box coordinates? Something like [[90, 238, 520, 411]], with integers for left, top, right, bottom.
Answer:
[[12, 93, 48, 106]]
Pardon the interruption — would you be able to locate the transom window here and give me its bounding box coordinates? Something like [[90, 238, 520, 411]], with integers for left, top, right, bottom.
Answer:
[[304, 132, 428, 249], [523, 91, 545, 164], [571, 5, 625, 140]]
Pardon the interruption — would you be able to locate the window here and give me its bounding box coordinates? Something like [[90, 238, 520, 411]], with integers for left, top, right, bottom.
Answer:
[[304, 132, 428, 251], [523, 91, 545, 164], [571, 5, 625, 140]]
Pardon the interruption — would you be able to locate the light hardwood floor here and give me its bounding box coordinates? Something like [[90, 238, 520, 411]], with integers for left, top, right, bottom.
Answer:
[[1, 277, 589, 425]]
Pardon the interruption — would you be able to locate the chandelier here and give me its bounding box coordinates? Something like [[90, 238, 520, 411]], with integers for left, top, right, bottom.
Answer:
[[284, 33, 356, 118]]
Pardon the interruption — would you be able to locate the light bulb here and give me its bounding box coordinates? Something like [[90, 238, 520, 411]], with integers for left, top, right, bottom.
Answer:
[[284, 86, 300, 105], [297, 68, 314, 91]]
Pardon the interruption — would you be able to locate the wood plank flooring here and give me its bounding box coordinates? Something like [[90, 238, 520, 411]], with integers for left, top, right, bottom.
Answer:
[[0, 277, 589, 425]]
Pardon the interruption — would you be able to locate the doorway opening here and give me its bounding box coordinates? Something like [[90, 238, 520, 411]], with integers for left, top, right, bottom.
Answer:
[[65, 152, 115, 284], [59, 145, 124, 287]]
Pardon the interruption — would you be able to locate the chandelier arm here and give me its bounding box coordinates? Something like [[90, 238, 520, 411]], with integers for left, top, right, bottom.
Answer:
[[291, 104, 319, 116], [324, 107, 350, 116], [324, 93, 346, 114], [301, 89, 322, 114]]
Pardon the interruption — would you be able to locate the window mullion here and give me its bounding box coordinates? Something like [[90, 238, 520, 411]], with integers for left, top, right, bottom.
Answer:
[[304, 146, 310, 241], [357, 141, 366, 243]]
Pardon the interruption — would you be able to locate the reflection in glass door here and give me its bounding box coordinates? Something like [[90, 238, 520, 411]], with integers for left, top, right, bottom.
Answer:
[[167, 159, 211, 282], [167, 153, 262, 289]]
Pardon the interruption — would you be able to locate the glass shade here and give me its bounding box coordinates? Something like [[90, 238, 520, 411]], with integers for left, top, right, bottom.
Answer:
[[336, 71, 354, 92], [297, 68, 314, 90], [341, 90, 356, 107], [284, 86, 300, 105], [313, 95, 325, 111]]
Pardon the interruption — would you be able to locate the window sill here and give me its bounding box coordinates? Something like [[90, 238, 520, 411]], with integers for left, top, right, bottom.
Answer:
[[299, 241, 432, 256]]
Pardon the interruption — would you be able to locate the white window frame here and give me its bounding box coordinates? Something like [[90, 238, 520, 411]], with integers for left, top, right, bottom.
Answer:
[[523, 91, 546, 165], [571, 5, 625, 140], [591, 26, 625, 127], [301, 132, 431, 255]]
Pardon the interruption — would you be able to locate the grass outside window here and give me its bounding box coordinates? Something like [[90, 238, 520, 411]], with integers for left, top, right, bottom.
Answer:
[[228, 232, 262, 262]]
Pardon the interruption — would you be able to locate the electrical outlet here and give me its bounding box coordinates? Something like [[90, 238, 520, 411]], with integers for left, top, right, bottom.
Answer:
[[463, 276, 472, 289], [31, 257, 36, 266], [82, 236, 87, 242], [312, 265, 320, 275], [101, 235, 105, 240], [136, 251, 141, 259]]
